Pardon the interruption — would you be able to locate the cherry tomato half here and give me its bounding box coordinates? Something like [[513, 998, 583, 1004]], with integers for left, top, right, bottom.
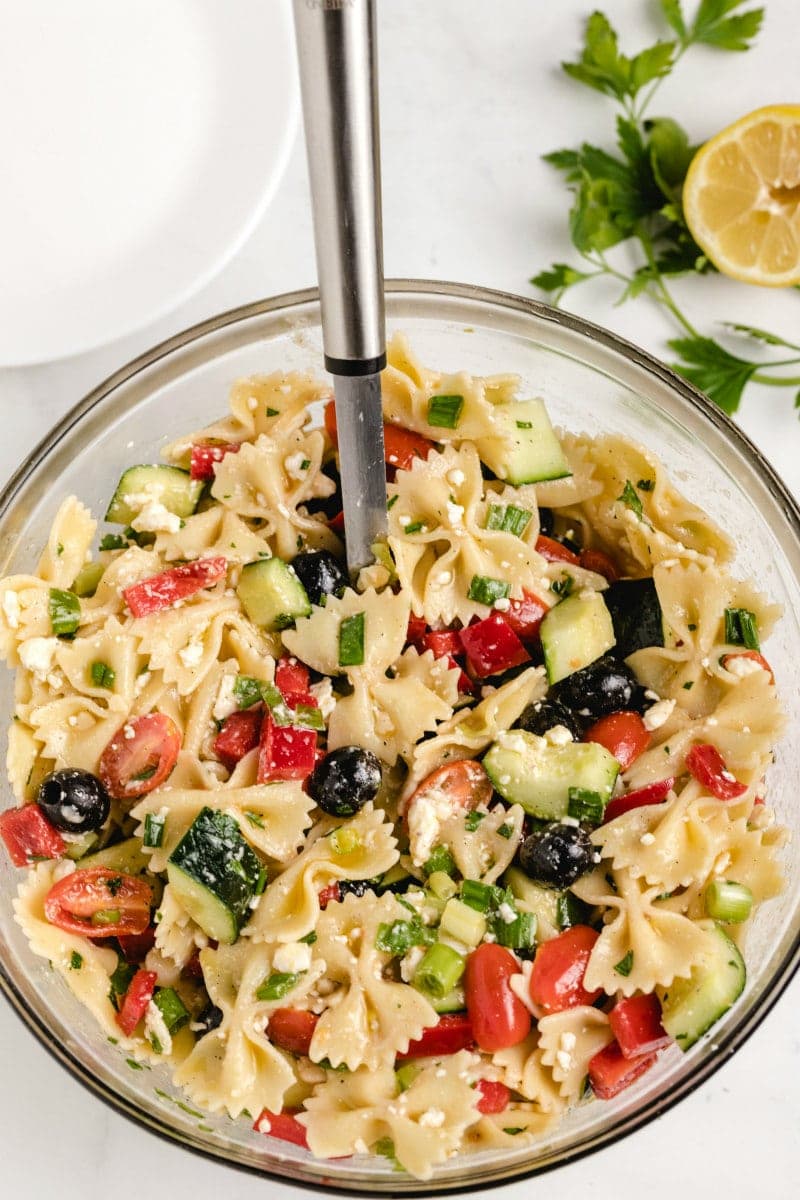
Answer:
[[464, 944, 531, 1052], [404, 759, 493, 822], [253, 1109, 309, 1149], [529, 925, 603, 1014], [397, 1013, 475, 1060], [99, 712, 181, 800], [584, 711, 651, 770], [686, 743, 747, 800], [579, 548, 619, 581], [267, 1008, 319, 1056], [721, 650, 774, 684], [475, 1079, 511, 1114], [116, 968, 158, 1036], [535, 535, 579, 565], [602, 778, 674, 823], [45, 867, 152, 938]]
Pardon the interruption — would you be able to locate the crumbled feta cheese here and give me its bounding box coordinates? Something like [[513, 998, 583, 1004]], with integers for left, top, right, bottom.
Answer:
[[725, 655, 764, 678], [447, 469, 465, 486], [212, 674, 238, 721], [68, 715, 78, 727], [418, 1108, 445, 1128], [2, 590, 20, 629], [284, 451, 308, 479], [144, 1000, 173, 1056], [555, 1049, 572, 1072], [400, 945, 426, 983], [131, 500, 182, 535], [435, 570, 453, 586], [560, 1031, 576, 1052], [560, 815, 580, 828], [493, 596, 511, 612], [256, 1115, 272, 1134], [644, 689, 660, 702], [134, 670, 151, 695], [446, 501, 465, 526], [643, 698, 675, 732], [407, 786, 458, 867], [272, 942, 313, 974], [544, 724, 573, 747], [640, 832, 656, 846], [497, 902, 517, 925], [398, 514, 411, 527], [309, 677, 336, 719], [19, 637, 59, 681], [123, 723, 136, 740], [247, 395, 259, 411], [179, 639, 204, 670]]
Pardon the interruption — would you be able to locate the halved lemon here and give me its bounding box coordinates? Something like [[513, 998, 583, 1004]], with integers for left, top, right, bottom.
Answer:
[[683, 104, 800, 287]]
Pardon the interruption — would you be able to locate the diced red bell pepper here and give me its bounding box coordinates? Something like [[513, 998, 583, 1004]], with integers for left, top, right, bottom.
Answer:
[[397, 1013, 475, 1060], [275, 657, 315, 707], [422, 630, 463, 658], [0, 804, 65, 867], [686, 743, 747, 800], [535, 535, 579, 565], [324, 400, 434, 471], [253, 1109, 309, 1149], [257, 713, 317, 783], [189, 441, 240, 480], [579, 548, 619, 581], [603, 778, 675, 823], [459, 612, 530, 678], [214, 708, 263, 771], [475, 1079, 511, 1114], [584, 711, 651, 770], [588, 1039, 657, 1100], [123, 557, 227, 618], [406, 614, 427, 647], [529, 926, 603, 1014], [721, 650, 774, 684], [609, 994, 672, 1060], [116, 925, 157, 963], [328, 510, 345, 535], [184, 950, 204, 979], [502, 590, 549, 644], [267, 1008, 319, 1056], [318, 882, 341, 909], [116, 968, 158, 1036]]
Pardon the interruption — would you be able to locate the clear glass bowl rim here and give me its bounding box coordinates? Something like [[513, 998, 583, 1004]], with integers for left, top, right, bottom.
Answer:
[[1, 278, 798, 1195]]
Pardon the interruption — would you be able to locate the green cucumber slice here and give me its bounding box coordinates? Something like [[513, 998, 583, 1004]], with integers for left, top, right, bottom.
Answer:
[[167, 807, 263, 944], [484, 730, 619, 819], [80, 837, 150, 875], [105, 465, 204, 526], [540, 590, 615, 685], [659, 923, 746, 1051], [236, 558, 311, 631], [479, 399, 571, 485]]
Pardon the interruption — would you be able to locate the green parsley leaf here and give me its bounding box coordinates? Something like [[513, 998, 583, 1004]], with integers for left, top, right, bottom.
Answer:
[[617, 479, 644, 519], [669, 335, 758, 414], [690, 0, 764, 52]]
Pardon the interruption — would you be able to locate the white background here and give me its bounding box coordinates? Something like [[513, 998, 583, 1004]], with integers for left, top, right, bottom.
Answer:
[[1, 1, 798, 1196]]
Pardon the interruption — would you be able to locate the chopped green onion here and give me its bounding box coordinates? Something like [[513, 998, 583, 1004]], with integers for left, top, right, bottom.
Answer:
[[143, 813, 165, 849], [497, 823, 515, 840], [492, 910, 537, 951], [636, 478, 655, 492], [464, 809, 485, 832], [403, 521, 425, 535], [293, 704, 325, 731], [705, 879, 753, 923], [108, 960, 136, 1009], [72, 562, 105, 598], [153, 987, 190, 1034], [49, 587, 80, 637], [99, 533, 128, 551], [413, 943, 466, 999], [486, 504, 532, 538], [567, 787, 604, 825], [395, 1063, 419, 1092], [254, 867, 268, 896], [467, 575, 511, 606], [440, 898, 487, 947], [375, 917, 434, 955], [339, 612, 365, 667], [255, 971, 304, 1001], [90, 660, 116, 689], [461, 879, 501, 913], [427, 871, 458, 902], [617, 480, 644, 520], [266, 406, 279, 417], [91, 908, 121, 926], [515, 420, 532, 430], [550, 574, 574, 598], [299, 931, 317, 945], [386, 494, 399, 510], [427, 394, 464, 429], [724, 607, 760, 650], [423, 845, 456, 876], [614, 950, 634, 977], [329, 826, 361, 856], [245, 811, 265, 828], [556, 891, 591, 930], [259, 681, 294, 726], [69, 951, 83, 970], [233, 674, 264, 710]]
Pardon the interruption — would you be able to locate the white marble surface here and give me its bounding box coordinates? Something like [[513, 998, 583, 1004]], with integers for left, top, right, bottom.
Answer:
[[1, 1, 798, 1195]]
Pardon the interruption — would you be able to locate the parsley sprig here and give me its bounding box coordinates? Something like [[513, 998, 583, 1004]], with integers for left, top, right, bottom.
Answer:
[[532, 1, 800, 416]]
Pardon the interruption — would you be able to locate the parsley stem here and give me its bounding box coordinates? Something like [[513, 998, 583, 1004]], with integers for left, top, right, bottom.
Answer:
[[752, 373, 800, 387], [637, 232, 699, 337]]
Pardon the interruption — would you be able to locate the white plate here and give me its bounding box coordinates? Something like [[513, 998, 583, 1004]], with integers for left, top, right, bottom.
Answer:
[[0, 0, 298, 366]]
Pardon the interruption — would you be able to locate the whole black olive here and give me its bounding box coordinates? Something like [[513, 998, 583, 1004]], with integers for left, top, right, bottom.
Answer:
[[551, 653, 648, 718], [538, 507, 554, 537], [291, 550, 348, 606], [514, 698, 584, 741], [307, 746, 383, 817], [304, 461, 342, 522], [338, 879, 372, 898], [195, 1003, 223, 1037], [518, 823, 595, 889], [37, 768, 110, 833]]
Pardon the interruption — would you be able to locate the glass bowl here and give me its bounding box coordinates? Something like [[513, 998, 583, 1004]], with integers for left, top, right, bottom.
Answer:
[[1, 281, 798, 1193]]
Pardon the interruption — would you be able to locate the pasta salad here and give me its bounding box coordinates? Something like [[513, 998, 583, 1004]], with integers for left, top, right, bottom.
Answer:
[[0, 337, 787, 1181]]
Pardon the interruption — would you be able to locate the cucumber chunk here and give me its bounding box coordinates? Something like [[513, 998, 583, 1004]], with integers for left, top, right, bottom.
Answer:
[[236, 558, 311, 631], [540, 590, 615, 685], [80, 836, 150, 875], [602, 578, 665, 658], [479, 399, 571, 485], [484, 730, 619, 819], [659, 923, 746, 1050], [167, 807, 263, 944], [431, 987, 467, 1014], [503, 867, 560, 936], [105, 465, 204, 526]]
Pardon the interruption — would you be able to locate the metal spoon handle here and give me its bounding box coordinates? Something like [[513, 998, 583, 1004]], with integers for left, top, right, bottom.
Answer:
[[293, 0, 387, 572]]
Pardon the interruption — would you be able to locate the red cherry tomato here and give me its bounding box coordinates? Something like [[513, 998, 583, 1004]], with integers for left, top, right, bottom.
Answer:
[[529, 925, 603, 1014], [609, 994, 672, 1059], [318, 882, 341, 909], [405, 759, 493, 823], [116, 925, 157, 963], [214, 708, 263, 771], [275, 657, 315, 707], [587, 1039, 657, 1099], [123, 556, 227, 618], [603, 778, 674, 823], [579, 548, 619, 581], [475, 1079, 511, 1114], [253, 1109, 309, 1149], [584, 711, 651, 770], [116, 968, 158, 1036], [189, 441, 240, 480], [324, 400, 434, 471], [397, 1013, 475, 1060], [686, 743, 747, 800], [458, 612, 530, 678], [405, 614, 428, 647], [721, 650, 774, 684], [502, 590, 549, 644], [267, 1008, 320, 1056], [535, 535, 579, 565], [464, 944, 531, 1052], [99, 712, 181, 800], [45, 868, 152, 939], [0, 804, 65, 867]]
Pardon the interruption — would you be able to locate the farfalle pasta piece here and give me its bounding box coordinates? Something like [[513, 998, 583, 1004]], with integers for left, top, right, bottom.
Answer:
[[572, 865, 719, 996], [537, 1007, 613, 1102], [308, 892, 438, 1070], [26, 694, 126, 774], [0, 575, 54, 659], [245, 804, 399, 944], [463, 1107, 559, 1153], [131, 592, 240, 697], [428, 802, 525, 884], [154, 883, 208, 968], [174, 939, 323, 1117], [154, 507, 271, 565], [492, 1033, 566, 1113], [300, 1050, 482, 1181], [55, 616, 138, 709], [36, 497, 96, 591], [283, 585, 409, 679], [533, 432, 603, 509], [79, 546, 163, 624]]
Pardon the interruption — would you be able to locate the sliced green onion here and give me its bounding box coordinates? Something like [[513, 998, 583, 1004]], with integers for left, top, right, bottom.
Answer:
[[723, 607, 760, 650], [69, 951, 83, 970], [464, 809, 485, 833], [467, 575, 511, 606], [423, 845, 456, 877], [233, 674, 264, 710], [255, 971, 304, 1001], [90, 660, 116, 689], [485, 504, 532, 538], [99, 533, 128, 551], [492, 910, 537, 951], [705, 879, 753, 923], [550, 574, 574, 598], [497, 823, 515, 840], [614, 950, 634, 977], [293, 704, 325, 731], [375, 917, 434, 955], [403, 521, 425, 535], [440, 898, 486, 947], [427, 871, 458, 902], [91, 908, 121, 926], [339, 612, 365, 667], [49, 587, 80, 637], [413, 943, 466, 998], [143, 813, 165, 849], [427, 394, 464, 429], [567, 787, 604, 825], [556, 891, 591, 930], [395, 1063, 419, 1092], [461, 879, 502, 913], [153, 987, 189, 1034], [259, 681, 294, 726], [299, 930, 317, 945], [516, 420, 533, 430], [245, 811, 265, 828]]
